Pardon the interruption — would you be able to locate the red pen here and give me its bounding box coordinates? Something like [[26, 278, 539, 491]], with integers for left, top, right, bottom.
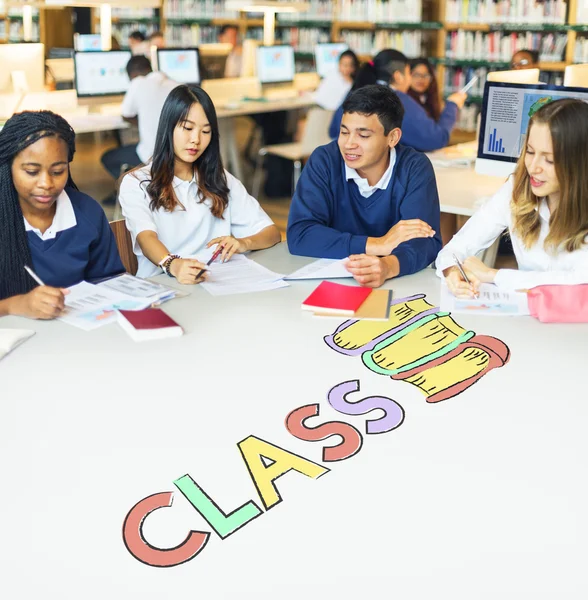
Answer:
[[195, 245, 223, 280]]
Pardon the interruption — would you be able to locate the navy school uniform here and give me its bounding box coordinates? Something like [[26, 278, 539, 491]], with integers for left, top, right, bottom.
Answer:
[[286, 141, 442, 277], [26, 188, 125, 288]]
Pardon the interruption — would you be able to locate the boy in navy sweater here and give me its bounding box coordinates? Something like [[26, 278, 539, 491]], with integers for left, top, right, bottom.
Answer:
[[287, 85, 442, 288], [328, 49, 465, 152]]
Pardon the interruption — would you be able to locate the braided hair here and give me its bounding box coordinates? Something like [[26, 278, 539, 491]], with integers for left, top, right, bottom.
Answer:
[[0, 110, 77, 301]]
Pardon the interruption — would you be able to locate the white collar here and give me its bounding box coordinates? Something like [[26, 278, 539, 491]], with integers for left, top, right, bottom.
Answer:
[[23, 190, 76, 241], [172, 170, 197, 189], [345, 148, 397, 197], [537, 197, 551, 222]]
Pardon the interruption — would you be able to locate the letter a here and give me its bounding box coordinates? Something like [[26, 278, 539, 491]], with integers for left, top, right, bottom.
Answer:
[[238, 435, 329, 510]]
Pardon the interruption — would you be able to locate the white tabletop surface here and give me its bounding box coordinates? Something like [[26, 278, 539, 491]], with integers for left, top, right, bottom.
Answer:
[[429, 143, 506, 216], [1, 244, 586, 600]]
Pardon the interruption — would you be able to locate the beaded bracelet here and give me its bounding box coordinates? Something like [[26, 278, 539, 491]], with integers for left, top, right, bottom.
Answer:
[[162, 254, 180, 277]]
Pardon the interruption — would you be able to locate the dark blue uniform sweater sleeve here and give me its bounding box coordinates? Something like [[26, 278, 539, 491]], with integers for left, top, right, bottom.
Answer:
[[329, 105, 343, 139], [391, 155, 442, 276], [287, 148, 368, 259], [400, 94, 458, 152], [71, 191, 125, 281]]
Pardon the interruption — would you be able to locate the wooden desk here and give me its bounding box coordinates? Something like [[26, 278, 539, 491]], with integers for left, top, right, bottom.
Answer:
[[217, 94, 316, 182], [1, 243, 586, 599]]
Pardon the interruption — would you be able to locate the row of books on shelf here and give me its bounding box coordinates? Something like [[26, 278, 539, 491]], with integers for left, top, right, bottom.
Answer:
[[100, 23, 158, 43], [0, 21, 40, 41], [163, 0, 238, 20], [111, 7, 156, 20], [339, 30, 422, 57], [444, 66, 489, 96], [278, 0, 334, 22], [278, 27, 331, 51], [445, 0, 567, 24], [455, 104, 479, 131], [165, 24, 219, 46], [446, 30, 567, 62], [574, 38, 588, 64], [338, 0, 422, 22]]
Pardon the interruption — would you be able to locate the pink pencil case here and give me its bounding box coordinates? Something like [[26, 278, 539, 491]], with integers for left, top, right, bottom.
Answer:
[[528, 284, 588, 323]]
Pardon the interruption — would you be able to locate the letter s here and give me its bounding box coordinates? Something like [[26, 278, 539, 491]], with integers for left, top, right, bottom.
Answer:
[[285, 403, 363, 462], [328, 380, 405, 434]]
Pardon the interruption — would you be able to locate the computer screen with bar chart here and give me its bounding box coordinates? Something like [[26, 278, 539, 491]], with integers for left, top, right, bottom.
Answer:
[[476, 81, 588, 177]]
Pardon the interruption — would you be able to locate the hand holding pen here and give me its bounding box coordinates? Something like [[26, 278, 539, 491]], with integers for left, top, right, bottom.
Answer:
[[195, 244, 224, 280], [443, 254, 480, 299], [18, 265, 69, 320]]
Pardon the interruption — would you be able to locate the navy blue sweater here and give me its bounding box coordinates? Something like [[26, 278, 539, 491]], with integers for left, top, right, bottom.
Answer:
[[286, 141, 442, 277], [329, 89, 458, 152], [27, 189, 124, 288]]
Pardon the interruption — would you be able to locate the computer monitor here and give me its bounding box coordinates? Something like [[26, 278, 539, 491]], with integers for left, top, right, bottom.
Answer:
[[199, 43, 232, 80], [156, 48, 200, 84], [476, 80, 588, 177], [256, 45, 295, 84], [73, 50, 132, 97], [486, 68, 541, 84], [564, 64, 588, 88], [314, 43, 348, 78], [74, 33, 102, 52], [0, 43, 45, 93]]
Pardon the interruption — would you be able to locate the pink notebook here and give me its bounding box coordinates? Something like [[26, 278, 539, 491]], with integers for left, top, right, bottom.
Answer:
[[118, 308, 183, 342], [301, 281, 372, 315]]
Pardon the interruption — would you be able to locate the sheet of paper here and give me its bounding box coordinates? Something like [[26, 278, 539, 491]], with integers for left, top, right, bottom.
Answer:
[[59, 282, 151, 331], [285, 258, 352, 280], [0, 328, 35, 361], [440, 282, 530, 316], [99, 274, 177, 302], [193, 251, 288, 296]]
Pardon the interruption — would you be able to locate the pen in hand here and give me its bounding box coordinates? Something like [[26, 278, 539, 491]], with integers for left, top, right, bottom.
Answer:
[[195, 245, 224, 280], [452, 254, 478, 298], [24, 264, 45, 287]]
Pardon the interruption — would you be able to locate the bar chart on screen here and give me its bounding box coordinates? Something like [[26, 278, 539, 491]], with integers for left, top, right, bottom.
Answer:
[[487, 128, 505, 154]]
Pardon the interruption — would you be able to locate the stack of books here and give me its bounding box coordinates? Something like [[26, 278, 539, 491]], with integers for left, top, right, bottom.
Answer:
[[301, 281, 392, 321]]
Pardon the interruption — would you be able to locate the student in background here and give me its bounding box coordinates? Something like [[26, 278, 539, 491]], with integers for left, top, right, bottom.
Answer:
[[128, 30, 148, 56], [314, 50, 360, 111], [218, 25, 242, 78], [119, 85, 281, 281], [438, 99, 588, 296], [148, 31, 165, 49], [329, 49, 466, 152], [407, 58, 441, 121], [0, 111, 124, 319], [511, 49, 540, 70], [287, 85, 441, 288], [101, 56, 179, 191]]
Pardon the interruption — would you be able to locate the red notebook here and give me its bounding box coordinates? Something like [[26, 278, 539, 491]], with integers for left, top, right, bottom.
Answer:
[[301, 281, 372, 315], [118, 308, 183, 342]]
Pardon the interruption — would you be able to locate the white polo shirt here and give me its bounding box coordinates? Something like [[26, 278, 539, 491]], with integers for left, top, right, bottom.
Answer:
[[119, 165, 275, 278], [436, 177, 588, 290], [23, 190, 76, 241], [344, 148, 396, 198], [121, 71, 180, 163]]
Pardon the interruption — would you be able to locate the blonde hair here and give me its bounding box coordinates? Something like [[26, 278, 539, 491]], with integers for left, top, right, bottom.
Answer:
[[511, 98, 588, 253]]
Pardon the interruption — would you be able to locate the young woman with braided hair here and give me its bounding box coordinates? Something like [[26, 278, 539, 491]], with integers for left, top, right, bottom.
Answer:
[[0, 110, 124, 319]]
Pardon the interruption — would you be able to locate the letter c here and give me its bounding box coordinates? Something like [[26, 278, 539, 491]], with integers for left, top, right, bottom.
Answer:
[[122, 492, 210, 568]]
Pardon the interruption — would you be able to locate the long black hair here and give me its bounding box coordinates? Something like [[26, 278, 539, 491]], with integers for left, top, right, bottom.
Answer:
[[407, 58, 441, 121], [352, 49, 409, 91], [145, 85, 229, 218], [0, 110, 77, 301]]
